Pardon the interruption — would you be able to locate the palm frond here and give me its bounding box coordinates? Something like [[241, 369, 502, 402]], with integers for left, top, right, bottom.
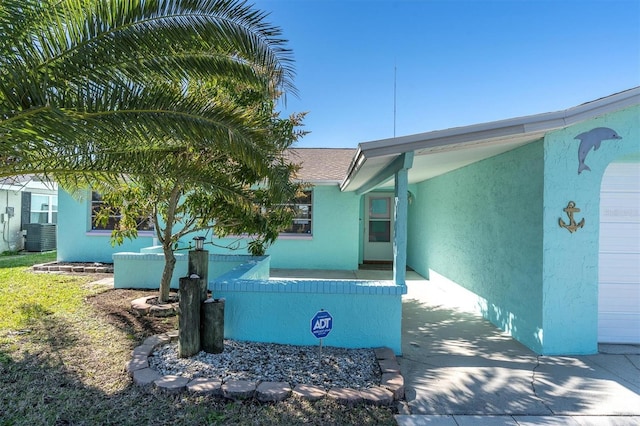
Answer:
[[0, 0, 299, 185]]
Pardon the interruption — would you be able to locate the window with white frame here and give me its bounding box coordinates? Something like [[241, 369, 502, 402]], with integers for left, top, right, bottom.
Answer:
[[30, 194, 57, 224], [90, 191, 153, 231], [280, 191, 312, 235]]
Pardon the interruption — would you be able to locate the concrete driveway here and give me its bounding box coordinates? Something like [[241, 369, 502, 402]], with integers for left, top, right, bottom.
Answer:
[[397, 277, 640, 425]]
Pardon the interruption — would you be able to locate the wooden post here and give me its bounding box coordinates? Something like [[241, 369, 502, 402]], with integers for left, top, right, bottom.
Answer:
[[188, 249, 209, 302], [202, 298, 225, 354], [178, 277, 201, 358]]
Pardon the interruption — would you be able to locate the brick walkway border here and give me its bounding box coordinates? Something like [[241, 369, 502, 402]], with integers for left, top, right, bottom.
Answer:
[[126, 331, 405, 406]]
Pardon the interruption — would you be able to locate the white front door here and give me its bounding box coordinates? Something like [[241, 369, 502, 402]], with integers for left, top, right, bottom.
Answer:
[[363, 193, 394, 262]]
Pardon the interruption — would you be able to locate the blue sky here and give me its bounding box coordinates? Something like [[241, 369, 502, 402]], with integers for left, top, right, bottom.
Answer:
[[253, 0, 640, 148]]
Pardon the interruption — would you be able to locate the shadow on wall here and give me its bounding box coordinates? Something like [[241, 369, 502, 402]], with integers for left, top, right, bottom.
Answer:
[[478, 302, 543, 355], [424, 269, 543, 354]]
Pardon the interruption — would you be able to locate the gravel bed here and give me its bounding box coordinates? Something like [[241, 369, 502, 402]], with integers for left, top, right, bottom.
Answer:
[[149, 340, 381, 390]]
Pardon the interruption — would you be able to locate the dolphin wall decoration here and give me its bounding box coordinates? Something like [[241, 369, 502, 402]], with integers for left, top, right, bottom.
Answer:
[[574, 127, 622, 174]]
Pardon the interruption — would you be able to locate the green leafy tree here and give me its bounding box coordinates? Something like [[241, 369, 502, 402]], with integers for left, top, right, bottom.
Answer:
[[97, 152, 304, 302], [0, 0, 296, 187], [95, 80, 307, 302]]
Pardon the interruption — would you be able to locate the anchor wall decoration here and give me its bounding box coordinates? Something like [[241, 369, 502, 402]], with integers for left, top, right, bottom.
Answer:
[[559, 201, 585, 233]]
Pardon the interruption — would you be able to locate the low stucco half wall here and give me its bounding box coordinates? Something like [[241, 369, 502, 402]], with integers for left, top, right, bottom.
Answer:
[[112, 250, 268, 289], [113, 251, 404, 354], [212, 273, 406, 355]]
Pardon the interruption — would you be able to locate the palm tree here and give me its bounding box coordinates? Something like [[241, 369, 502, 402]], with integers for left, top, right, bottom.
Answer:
[[0, 0, 296, 185]]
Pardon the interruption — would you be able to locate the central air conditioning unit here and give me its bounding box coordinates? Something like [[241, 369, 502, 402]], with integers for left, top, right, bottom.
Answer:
[[24, 223, 57, 252]]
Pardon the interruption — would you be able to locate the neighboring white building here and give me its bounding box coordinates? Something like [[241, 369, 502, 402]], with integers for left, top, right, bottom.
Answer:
[[0, 175, 57, 253]]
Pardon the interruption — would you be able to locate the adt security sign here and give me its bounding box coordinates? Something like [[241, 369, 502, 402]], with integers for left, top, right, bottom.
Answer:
[[311, 310, 333, 339]]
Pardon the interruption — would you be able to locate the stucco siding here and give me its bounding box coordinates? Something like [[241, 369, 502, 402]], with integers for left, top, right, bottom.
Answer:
[[207, 185, 360, 269], [0, 190, 23, 252], [58, 185, 360, 270], [407, 141, 545, 352], [266, 186, 360, 269], [57, 189, 154, 263], [541, 104, 640, 354]]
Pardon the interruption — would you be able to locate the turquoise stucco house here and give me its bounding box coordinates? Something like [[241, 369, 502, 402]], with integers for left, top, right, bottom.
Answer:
[[57, 87, 640, 355]]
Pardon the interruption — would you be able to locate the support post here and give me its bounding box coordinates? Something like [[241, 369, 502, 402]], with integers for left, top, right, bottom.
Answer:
[[393, 152, 413, 286], [202, 298, 225, 354], [178, 277, 201, 358]]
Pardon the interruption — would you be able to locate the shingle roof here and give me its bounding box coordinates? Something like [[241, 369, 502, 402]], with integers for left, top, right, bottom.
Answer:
[[285, 148, 356, 183]]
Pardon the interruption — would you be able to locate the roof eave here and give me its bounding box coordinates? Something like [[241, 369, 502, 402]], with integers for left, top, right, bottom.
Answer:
[[302, 179, 344, 186], [340, 147, 365, 191], [362, 87, 640, 158], [340, 87, 640, 192]]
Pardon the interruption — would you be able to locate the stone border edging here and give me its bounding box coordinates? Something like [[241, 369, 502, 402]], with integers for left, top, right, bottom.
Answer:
[[125, 331, 405, 406], [33, 261, 114, 274]]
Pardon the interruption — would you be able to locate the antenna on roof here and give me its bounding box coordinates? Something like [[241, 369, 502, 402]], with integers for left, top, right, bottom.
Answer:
[[393, 65, 397, 138]]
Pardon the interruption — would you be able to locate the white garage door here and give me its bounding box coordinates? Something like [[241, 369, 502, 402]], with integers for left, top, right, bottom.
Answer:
[[598, 162, 640, 344]]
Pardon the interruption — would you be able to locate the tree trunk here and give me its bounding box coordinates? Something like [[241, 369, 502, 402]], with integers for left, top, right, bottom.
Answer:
[[178, 277, 201, 357], [159, 245, 176, 303], [158, 184, 182, 303]]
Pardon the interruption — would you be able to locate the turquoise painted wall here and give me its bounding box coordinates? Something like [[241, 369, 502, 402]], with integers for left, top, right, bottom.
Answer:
[[406, 105, 639, 355], [58, 185, 360, 270], [57, 189, 154, 263], [196, 185, 360, 269], [407, 141, 546, 353], [265, 185, 361, 269], [213, 275, 405, 354], [541, 105, 640, 354]]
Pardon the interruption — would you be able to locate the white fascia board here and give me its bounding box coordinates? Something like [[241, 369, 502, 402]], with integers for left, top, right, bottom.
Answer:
[[1, 179, 56, 193], [562, 89, 640, 127], [0, 184, 24, 192], [339, 147, 365, 191], [24, 181, 58, 191], [303, 180, 343, 186]]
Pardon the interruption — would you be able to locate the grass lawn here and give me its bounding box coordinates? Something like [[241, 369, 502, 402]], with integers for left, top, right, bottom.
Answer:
[[0, 252, 396, 425]]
